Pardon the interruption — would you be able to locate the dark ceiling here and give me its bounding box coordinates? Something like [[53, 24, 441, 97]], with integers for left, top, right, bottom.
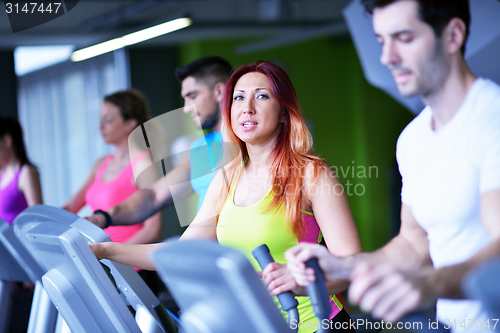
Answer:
[[0, 0, 352, 53]]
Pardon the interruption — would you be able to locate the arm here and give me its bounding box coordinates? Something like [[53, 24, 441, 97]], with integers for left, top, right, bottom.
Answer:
[[345, 204, 433, 320], [62, 158, 105, 213], [347, 192, 500, 321], [90, 242, 164, 271], [285, 204, 432, 321], [18, 164, 43, 206], [123, 153, 165, 244], [123, 212, 162, 244], [354, 203, 432, 272], [89, 169, 224, 269], [88, 151, 194, 227], [178, 170, 224, 240], [307, 165, 363, 295], [422, 189, 500, 299], [286, 203, 431, 285]]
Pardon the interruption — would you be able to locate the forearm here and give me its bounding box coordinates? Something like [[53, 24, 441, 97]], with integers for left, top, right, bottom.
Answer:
[[369, 235, 431, 271], [108, 189, 172, 226], [125, 214, 162, 244], [62, 190, 86, 213], [62, 201, 83, 214], [325, 280, 350, 296], [426, 237, 500, 299], [335, 236, 431, 280], [97, 242, 164, 271]]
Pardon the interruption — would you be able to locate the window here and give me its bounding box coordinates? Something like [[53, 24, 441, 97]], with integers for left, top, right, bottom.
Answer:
[[17, 50, 129, 211]]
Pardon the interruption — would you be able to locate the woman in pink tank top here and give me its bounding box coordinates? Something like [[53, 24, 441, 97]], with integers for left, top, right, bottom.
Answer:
[[0, 117, 43, 225], [62, 90, 162, 245]]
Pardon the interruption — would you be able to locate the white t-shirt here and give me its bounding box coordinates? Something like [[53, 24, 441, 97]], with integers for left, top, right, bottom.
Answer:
[[396, 78, 500, 329]]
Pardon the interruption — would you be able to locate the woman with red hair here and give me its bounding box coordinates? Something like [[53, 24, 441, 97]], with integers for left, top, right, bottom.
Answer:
[[92, 61, 361, 332]]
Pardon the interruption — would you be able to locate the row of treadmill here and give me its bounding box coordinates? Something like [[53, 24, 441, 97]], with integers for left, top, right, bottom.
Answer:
[[0, 205, 498, 333]]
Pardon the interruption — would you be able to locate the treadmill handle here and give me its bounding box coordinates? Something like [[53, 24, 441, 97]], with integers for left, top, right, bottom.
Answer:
[[152, 301, 178, 333], [252, 244, 299, 333]]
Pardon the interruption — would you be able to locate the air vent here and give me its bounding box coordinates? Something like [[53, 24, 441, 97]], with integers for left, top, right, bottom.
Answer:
[[31, 241, 64, 255]]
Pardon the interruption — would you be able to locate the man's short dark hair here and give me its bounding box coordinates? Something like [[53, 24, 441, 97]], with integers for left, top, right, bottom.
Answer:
[[175, 56, 232, 88], [361, 0, 471, 54]]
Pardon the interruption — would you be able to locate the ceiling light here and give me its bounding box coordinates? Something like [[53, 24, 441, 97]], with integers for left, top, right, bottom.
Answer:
[[71, 17, 191, 62], [15, 45, 74, 76]]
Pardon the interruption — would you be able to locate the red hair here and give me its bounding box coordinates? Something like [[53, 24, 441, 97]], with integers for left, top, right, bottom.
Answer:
[[217, 61, 325, 238]]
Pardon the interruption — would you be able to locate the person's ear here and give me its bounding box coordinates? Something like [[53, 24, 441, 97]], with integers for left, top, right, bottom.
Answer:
[[443, 18, 467, 56], [125, 119, 138, 132], [3, 134, 12, 148], [213, 82, 226, 103]]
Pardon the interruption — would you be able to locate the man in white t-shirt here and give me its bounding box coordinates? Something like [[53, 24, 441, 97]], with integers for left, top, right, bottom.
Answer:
[[285, 0, 500, 328]]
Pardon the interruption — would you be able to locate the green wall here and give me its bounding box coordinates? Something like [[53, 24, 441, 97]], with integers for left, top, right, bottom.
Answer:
[[178, 37, 414, 251], [128, 47, 188, 239]]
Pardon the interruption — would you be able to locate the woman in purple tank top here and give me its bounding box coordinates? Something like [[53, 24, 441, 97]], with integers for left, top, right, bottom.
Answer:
[[0, 116, 42, 225]]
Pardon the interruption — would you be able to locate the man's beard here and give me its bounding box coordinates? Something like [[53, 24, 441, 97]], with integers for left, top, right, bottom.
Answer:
[[398, 39, 449, 98], [416, 39, 449, 98], [200, 103, 221, 130]]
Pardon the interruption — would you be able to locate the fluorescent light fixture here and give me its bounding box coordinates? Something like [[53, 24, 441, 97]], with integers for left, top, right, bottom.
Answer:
[[14, 45, 74, 76], [71, 38, 123, 62], [71, 17, 191, 62]]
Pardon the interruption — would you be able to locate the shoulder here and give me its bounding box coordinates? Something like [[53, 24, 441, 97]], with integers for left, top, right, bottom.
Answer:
[[18, 164, 41, 192], [94, 156, 109, 168], [199, 169, 227, 205], [397, 108, 427, 144], [210, 169, 228, 190], [473, 78, 500, 105], [396, 108, 428, 160], [190, 135, 208, 150], [19, 164, 40, 182], [94, 155, 109, 169], [302, 159, 335, 189], [208, 131, 223, 143], [459, 79, 500, 154], [89, 155, 109, 177], [470, 78, 500, 126], [132, 152, 151, 169], [190, 131, 223, 149]]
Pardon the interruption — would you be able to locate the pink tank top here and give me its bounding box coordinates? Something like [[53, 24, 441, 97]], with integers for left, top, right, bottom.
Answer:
[[0, 166, 28, 225], [85, 153, 148, 243]]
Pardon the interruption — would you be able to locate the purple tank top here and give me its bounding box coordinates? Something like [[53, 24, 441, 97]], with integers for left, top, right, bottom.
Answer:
[[0, 167, 28, 225]]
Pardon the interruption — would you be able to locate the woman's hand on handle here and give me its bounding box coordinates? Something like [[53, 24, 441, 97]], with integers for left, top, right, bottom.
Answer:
[[285, 243, 351, 287], [89, 242, 105, 260], [261, 262, 306, 296], [87, 242, 161, 271]]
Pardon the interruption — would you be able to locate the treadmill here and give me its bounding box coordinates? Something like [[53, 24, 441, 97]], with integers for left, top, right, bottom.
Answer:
[[14, 205, 177, 333]]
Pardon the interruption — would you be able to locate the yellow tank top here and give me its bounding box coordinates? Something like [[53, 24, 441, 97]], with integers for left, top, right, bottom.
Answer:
[[217, 178, 342, 333]]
